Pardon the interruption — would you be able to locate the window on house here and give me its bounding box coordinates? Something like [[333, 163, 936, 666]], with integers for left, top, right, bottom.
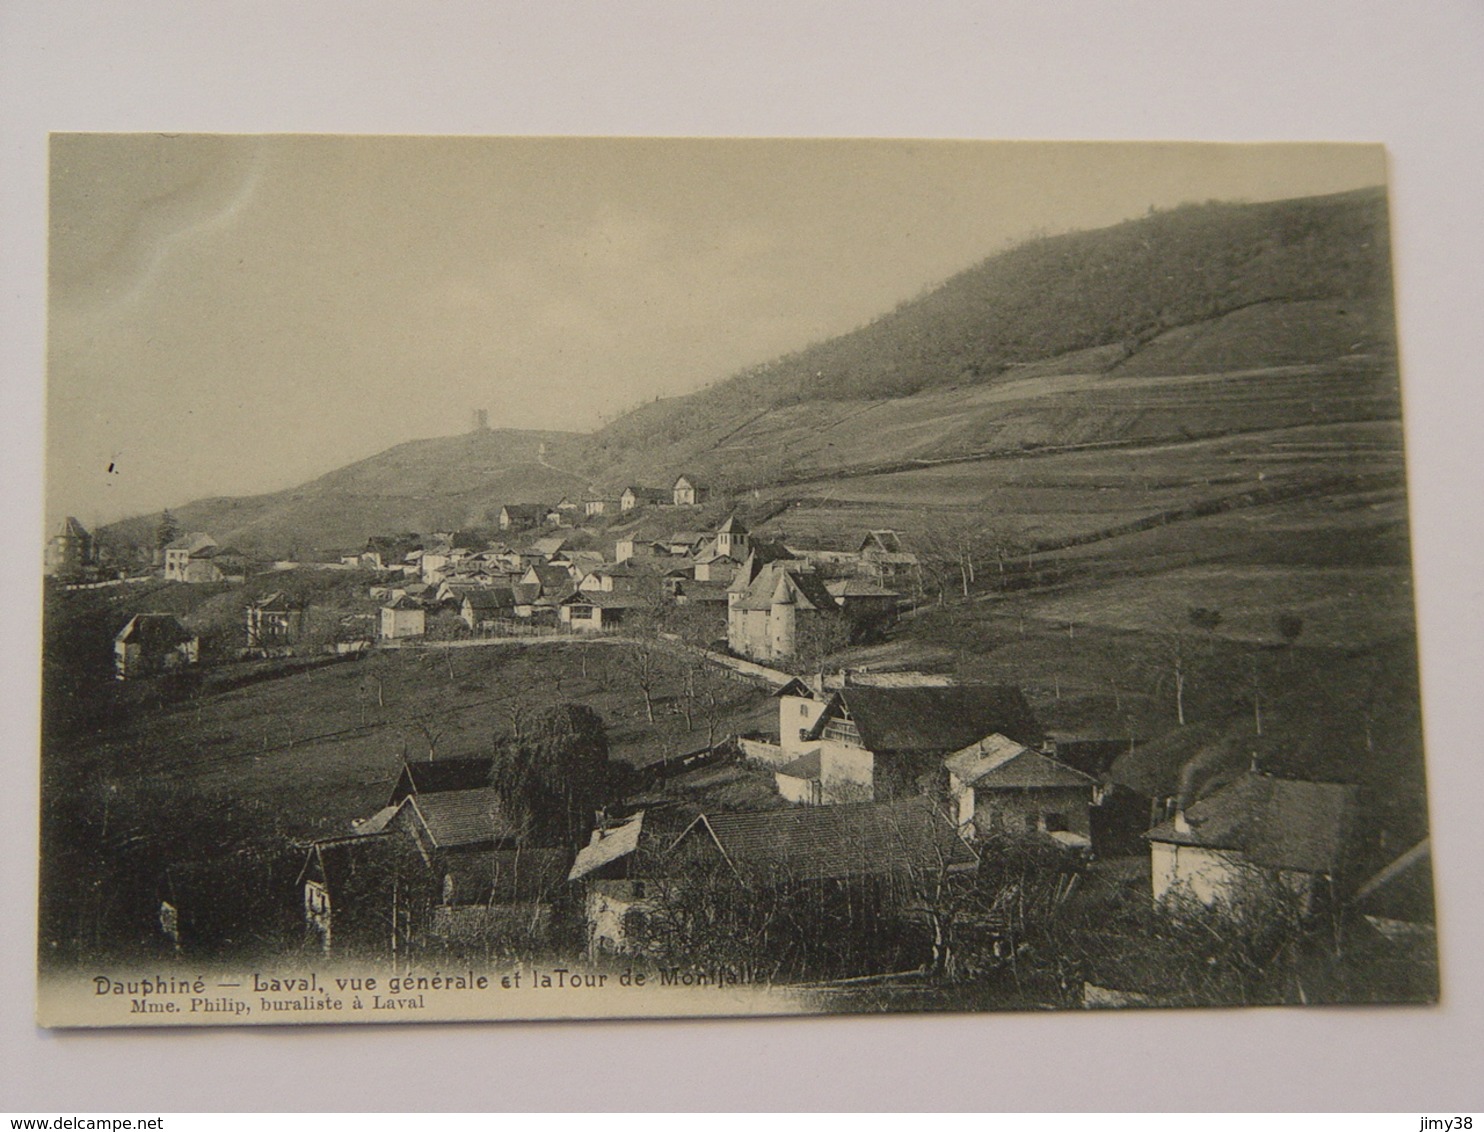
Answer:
[[822, 717, 861, 747], [800, 703, 810, 716]]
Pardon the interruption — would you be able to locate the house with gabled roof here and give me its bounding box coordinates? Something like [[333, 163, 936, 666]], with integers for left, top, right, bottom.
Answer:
[[672, 474, 708, 506], [389, 787, 525, 858], [798, 683, 1042, 804], [163, 532, 217, 581], [1144, 772, 1359, 916], [619, 485, 669, 512], [379, 595, 426, 639], [858, 529, 920, 586], [498, 503, 547, 531], [461, 587, 516, 630], [559, 588, 647, 632], [114, 613, 200, 680], [944, 733, 1098, 848], [298, 832, 435, 955]]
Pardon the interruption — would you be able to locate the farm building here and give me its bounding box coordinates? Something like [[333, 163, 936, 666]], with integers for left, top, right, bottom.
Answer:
[[568, 812, 657, 954], [670, 796, 978, 897], [858, 529, 920, 586], [1144, 772, 1359, 916], [298, 833, 434, 955], [943, 733, 1098, 848], [826, 577, 900, 633], [114, 613, 200, 680]]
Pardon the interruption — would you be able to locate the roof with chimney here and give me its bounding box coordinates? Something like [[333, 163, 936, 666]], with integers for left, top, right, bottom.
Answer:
[[944, 733, 1097, 790], [1144, 772, 1359, 876]]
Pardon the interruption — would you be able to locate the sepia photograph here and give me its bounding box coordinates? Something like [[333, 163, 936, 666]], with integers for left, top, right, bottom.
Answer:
[[38, 135, 1437, 1028]]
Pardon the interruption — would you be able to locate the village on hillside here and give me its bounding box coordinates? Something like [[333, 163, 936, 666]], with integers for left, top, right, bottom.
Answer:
[[40, 446, 1436, 1012]]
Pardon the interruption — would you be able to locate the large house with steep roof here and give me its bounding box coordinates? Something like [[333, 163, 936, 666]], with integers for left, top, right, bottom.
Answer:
[[726, 560, 841, 662]]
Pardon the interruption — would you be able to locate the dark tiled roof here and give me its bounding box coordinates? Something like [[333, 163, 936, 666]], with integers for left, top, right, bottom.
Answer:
[[810, 685, 1041, 753], [1145, 773, 1358, 875], [945, 734, 1096, 790], [114, 613, 193, 650], [463, 588, 515, 611], [401, 788, 520, 849], [731, 562, 840, 613], [390, 757, 495, 804], [525, 565, 572, 592], [682, 796, 976, 882]]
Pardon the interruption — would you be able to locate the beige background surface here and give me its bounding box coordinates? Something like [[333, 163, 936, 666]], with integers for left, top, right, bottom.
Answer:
[[3, 0, 1482, 1112]]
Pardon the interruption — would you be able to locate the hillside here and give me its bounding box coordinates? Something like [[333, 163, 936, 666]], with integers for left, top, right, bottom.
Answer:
[[556, 187, 1397, 488], [101, 187, 1400, 555], [103, 428, 586, 557]]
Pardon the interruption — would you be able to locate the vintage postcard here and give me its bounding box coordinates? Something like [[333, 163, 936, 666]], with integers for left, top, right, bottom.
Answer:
[[39, 136, 1436, 1027]]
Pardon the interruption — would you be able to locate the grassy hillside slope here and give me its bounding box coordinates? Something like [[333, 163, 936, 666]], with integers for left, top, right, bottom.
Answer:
[[559, 188, 1396, 488], [103, 428, 586, 557]]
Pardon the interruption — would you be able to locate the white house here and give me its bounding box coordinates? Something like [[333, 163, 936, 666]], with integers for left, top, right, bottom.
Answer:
[[672, 474, 708, 507], [943, 733, 1098, 848], [380, 597, 426, 640], [1145, 772, 1358, 916]]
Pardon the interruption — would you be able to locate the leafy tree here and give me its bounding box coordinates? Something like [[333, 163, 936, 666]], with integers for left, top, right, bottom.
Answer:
[[492, 703, 630, 848]]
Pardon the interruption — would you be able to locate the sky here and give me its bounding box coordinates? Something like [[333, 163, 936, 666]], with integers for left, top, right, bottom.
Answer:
[[46, 136, 1387, 528]]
